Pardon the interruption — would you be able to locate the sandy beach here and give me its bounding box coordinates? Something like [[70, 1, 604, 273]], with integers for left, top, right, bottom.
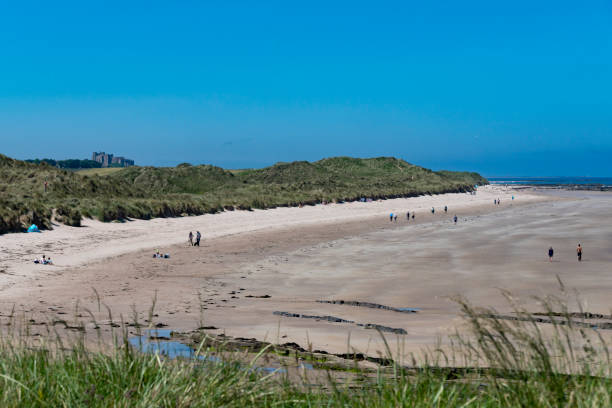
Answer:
[[5, 185, 612, 360]]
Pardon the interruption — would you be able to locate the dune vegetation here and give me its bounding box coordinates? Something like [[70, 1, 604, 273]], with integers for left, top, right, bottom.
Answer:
[[0, 291, 609, 407], [0, 154, 487, 234]]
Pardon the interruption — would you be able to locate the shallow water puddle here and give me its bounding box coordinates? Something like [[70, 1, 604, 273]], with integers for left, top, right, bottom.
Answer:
[[129, 329, 289, 373], [129, 329, 220, 360], [396, 307, 421, 312]]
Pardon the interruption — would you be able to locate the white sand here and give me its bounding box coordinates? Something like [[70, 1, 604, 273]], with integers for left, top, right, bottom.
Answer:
[[0, 185, 541, 284]]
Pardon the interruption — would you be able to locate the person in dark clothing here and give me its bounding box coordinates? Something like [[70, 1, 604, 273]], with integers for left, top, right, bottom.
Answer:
[[548, 246, 554, 262], [577, 244, 582, 261], [453, 215, 458, 224], [195, 231, 201, 246], [444, 205, 448, 213], [406, 211, 410, 220]]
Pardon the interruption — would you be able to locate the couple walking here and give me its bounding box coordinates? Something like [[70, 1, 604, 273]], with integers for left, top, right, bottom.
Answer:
[[189, 231, 201, 246], [547, 243, 583, 262]]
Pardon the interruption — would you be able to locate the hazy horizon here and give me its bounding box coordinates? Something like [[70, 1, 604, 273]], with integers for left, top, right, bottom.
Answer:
[[2, 2, 611, 177]]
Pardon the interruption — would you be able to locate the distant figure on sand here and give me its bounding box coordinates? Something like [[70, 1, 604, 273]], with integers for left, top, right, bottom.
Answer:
[[389, 213, 393, 222], [577, 244, 582, 261], [453, 215, 458, 224], [188, 231, 194, 246], [195, 231, 201, 246], [394, 215, 397, 222], [412, 213, 415, 220], [431, 207, 435, 214], [548, 246, 554, 262], [498, 198, 501, 205], [406, 211, 410, 220], [444, 205, 448, 213]]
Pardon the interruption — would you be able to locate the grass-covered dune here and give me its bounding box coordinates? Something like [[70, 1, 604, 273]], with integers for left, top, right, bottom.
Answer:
[[0, 154, 487, 234]]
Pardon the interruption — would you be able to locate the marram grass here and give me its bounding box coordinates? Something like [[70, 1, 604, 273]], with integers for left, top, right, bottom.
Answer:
[[2, 287, 612, 407], [0, 154, 487, 234]]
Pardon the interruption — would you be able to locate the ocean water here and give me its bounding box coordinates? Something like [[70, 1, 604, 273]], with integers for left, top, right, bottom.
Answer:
[[488, 177, 612, 187]]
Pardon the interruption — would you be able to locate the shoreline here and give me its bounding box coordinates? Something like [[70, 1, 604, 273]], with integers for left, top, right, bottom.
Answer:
[[0, 185, 556, 358], [0, 185, 541, 280]]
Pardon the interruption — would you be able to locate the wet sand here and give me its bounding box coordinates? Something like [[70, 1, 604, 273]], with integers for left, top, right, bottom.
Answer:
[[5, 187, 612, 360]]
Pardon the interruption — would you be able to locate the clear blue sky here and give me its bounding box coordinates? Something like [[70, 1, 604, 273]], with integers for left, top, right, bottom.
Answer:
[[1, 1, 610, 176]]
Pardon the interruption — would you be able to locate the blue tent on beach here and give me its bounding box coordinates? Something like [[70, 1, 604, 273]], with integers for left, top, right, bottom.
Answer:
[[27, 224, 40, 233]]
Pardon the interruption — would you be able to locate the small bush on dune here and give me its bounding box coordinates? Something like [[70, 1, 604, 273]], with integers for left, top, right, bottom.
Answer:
[[55, 204, 82, 227]]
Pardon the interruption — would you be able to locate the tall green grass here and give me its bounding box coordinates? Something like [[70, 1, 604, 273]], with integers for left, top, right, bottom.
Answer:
[[1, 287, 611, 407]]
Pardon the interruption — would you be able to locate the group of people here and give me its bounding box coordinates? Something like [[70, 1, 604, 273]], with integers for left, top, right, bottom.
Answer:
[[494, 198, 501, 205], [153, 249, 170, 259], [388, 208, 459, 224], [548, 244, 583, 262], [188, 231, 202, 246], [33, 255, 52, 265], [428, 205, 459, 224], [390, 211, 416, 222]]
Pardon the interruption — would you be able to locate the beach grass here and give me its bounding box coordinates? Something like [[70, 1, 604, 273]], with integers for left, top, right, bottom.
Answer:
[[75, 167, 127, 176], [0, 154, 487, 234], [1, 288, 611, 407]]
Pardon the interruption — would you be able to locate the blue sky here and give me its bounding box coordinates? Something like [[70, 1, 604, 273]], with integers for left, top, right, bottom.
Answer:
[[1, 1, 610, 176]]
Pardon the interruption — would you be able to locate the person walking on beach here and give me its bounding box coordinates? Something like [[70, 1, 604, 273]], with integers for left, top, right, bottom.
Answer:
[[548, 246, 554, 262], [577, 244, 583, 262], [188, 231, 194, 246], [444, 205, 448, 213], [389, 213, 393, 222], [406, 211, 410, 220], [394, 214, 397, 222], [431, 207, 435, 214], [453, 215, 458, 224], [195, 231, 201, 246], [412, 213, 415, 220]]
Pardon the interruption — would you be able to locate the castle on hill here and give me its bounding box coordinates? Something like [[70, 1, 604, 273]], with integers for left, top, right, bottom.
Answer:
[[92, 152, 135, 168]]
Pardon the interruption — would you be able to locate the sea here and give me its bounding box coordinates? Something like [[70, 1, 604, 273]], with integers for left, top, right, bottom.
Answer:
[[488, 177, 612, 188]]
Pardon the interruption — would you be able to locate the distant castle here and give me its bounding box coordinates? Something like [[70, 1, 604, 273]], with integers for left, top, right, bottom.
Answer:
[[92, 152, 135, 168]]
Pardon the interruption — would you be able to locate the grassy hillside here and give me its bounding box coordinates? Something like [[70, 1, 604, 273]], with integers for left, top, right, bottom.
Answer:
[[0, 154, 487, 234], [75, 167, 126, 176]]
